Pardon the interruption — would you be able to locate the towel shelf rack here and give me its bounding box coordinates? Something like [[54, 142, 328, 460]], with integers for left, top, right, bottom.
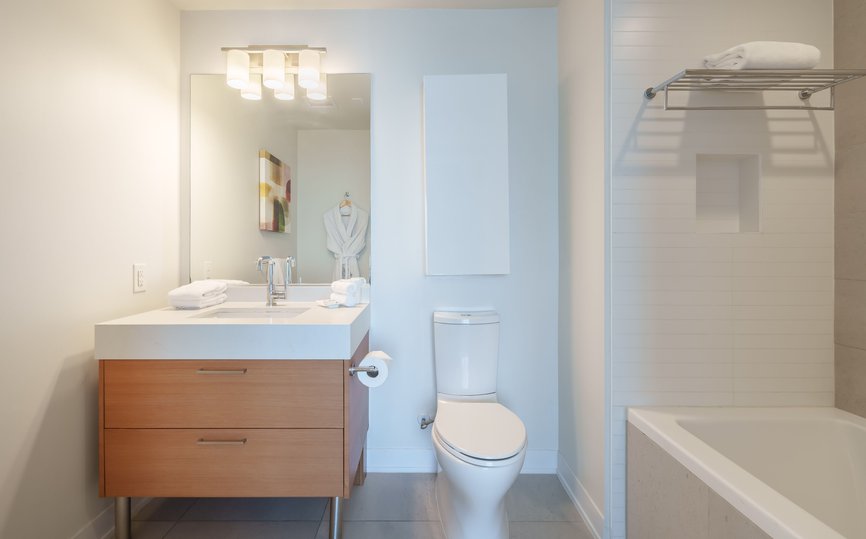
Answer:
[[644, 69, 866, 111]]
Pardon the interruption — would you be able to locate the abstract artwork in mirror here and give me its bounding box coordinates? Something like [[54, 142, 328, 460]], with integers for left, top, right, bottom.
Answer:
[[258, 150, 292, 233], [189, 73, 371, 284]]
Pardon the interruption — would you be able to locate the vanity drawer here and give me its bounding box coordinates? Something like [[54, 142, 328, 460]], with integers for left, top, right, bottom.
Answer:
[[103, 360, 344, 428], [103, 428, 344, 497]]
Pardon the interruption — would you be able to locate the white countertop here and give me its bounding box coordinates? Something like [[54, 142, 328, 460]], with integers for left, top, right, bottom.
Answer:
[[95, 301, 370, 360]]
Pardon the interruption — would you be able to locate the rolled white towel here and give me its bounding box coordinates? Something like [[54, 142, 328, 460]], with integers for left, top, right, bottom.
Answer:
[[171, 293, 227, 310], [330, 292, 359, 307], [169, 280, 227, 301], [331, 279, 360, 296], [703, 41, 820, 70]]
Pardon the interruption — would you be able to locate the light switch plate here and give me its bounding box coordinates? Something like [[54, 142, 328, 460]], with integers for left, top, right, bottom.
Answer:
[[133, 263, 146, 293]]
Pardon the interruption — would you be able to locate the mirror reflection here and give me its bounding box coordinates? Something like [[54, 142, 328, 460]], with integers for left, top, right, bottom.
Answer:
[[189, 73, 371, 284]]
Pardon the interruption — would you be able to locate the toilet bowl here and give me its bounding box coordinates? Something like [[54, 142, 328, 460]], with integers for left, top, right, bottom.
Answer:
[[432, 399, 526, 539], [431, 311, 527, 539]]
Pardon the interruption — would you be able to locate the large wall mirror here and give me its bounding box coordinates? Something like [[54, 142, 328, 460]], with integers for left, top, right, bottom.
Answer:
[[189, 73, 371, 284]]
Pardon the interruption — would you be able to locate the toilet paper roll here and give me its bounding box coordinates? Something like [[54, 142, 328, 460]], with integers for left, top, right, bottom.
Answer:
[[357, 350, 391, 388]]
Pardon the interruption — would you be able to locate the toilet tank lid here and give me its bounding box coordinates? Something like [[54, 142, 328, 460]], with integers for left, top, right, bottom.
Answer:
[[433, 311, 499, 325]]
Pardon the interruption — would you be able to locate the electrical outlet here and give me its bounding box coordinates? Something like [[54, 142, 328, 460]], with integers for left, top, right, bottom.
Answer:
[[133, 263, 146, 293]]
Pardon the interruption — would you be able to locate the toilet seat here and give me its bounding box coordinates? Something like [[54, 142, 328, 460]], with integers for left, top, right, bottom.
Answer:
[[433, 401, 527, 463]]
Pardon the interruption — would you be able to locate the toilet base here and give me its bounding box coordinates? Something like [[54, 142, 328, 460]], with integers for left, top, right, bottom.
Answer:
[[435, 470, 509, 539]]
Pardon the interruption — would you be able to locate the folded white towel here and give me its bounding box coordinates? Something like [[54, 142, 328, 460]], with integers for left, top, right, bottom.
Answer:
[[331, 279, 360, 296], [168, 280, 227, 301], [212, 279, 249, 286], [171, 293, 227, 310], [703, 41, 820, 70], [330, 292, 358, 307]]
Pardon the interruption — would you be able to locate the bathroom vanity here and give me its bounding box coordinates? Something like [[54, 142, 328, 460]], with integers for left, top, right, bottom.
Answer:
[[95, 300, 371, 539]]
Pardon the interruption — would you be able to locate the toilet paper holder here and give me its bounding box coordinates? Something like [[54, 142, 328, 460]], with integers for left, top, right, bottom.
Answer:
[[349, 365, 379, 378]]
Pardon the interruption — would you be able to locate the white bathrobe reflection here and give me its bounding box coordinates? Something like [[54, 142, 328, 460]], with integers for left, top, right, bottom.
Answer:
[[323, 203, 369, 280]]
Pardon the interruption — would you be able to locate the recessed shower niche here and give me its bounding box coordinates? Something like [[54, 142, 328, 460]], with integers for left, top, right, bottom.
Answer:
[[696, 153, 760, 234]]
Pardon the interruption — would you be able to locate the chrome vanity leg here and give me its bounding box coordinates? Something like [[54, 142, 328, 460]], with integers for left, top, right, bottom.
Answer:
[[115, 497, 131, 539], [328, 496, 343, 539]]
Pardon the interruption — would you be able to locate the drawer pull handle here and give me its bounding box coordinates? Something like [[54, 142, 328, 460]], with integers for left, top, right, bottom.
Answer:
[[196, 438, 248, 446], [196, 368, 248, 375]]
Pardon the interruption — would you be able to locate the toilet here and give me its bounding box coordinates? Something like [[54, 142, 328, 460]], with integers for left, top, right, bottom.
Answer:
[[431, 311, 527, 539]]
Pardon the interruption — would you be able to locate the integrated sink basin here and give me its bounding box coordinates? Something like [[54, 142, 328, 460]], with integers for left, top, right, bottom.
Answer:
[[196, 306, 309, 320]]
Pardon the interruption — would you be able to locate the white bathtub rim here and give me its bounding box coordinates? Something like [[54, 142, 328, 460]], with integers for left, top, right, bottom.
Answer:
[[627, 406, 859, 539]]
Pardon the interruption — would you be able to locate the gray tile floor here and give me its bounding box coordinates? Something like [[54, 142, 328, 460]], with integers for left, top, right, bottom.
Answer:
[[131, 474, 595, 539]]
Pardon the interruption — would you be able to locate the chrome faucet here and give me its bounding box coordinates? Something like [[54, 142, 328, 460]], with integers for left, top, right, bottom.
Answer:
[[256, 256, 296, 306], [285, 256, 296, 288]]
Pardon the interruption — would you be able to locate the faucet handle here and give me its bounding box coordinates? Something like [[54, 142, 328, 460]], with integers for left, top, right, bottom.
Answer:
[[256, 256, 273, 272]]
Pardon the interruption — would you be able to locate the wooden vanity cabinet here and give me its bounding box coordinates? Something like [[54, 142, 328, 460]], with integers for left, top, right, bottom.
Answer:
[[98, 334, 369, 502]]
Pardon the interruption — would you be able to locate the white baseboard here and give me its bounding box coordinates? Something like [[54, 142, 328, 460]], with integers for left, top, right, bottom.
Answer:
[[557, 453, 604, 539], [366, 448, 558, 474], [70, 497, 151, 539]]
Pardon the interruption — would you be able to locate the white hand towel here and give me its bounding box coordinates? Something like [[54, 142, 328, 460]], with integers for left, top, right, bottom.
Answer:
[[331, 279, 360, 296], [171, 293, 227, 310], [330, 292, 358, 307], [168, 280, 227, 301], [703, 41, 821, 70]]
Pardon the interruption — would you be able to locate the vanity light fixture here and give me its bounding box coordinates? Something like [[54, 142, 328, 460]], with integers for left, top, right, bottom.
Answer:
[[226, 49, 250, 89], [223, 45, 327, 101], [298, 49, 322, 89], [262, 49, 286, 89], [307, 74, 328, 101], [274, 74, 296, 100], [240, 74, 262, 100]]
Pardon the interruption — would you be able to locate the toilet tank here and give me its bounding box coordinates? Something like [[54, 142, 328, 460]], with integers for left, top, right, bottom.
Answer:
[[433, 311, 500, 396]]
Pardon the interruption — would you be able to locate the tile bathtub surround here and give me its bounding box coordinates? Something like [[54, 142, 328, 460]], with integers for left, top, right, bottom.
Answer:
[[835, 0, 866, 418], [129, 474, 593, 539], [626, 424, 770, 539]]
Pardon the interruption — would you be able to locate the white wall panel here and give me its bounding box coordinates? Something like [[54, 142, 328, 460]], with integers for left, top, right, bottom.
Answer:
[[423, 74, 510, 276]]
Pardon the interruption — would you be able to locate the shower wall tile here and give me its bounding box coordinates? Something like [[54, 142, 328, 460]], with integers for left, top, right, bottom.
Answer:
[[836, 279, 866, 355], [835, 0, 866, 421], [611, 0, 835, 536], [835, 344, 866, 416], [835, 212, 866, 281], [834, 145, 866, 215]]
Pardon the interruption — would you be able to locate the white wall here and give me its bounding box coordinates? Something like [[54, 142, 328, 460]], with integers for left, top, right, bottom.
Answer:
[[610, 1, 834, 537], [0, 0, 180, 537], [190, 75, 299, 283], [557, 0, 608, 537], [297, 129, 371, 283], [180, 8, 560, 472]]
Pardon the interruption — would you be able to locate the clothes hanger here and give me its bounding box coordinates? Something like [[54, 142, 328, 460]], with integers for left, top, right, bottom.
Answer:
[[339, 192, 353, 208], [339, 192, 353, 216]]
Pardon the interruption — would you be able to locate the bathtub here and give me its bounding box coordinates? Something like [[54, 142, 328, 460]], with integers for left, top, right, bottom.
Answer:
[[628, 407, 866, 539]]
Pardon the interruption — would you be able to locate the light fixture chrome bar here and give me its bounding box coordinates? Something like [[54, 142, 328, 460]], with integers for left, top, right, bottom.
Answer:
[[221, 45, 327, 53]]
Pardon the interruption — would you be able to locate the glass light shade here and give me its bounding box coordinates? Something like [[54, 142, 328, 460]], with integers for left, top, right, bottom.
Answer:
[[274, 74, 295, 100], [226, 49, 250, 89], [306, 74, 328, 101], [298, 49, 321, 89], [241, 75, 262, 100], [262, 49, 285, 90]]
